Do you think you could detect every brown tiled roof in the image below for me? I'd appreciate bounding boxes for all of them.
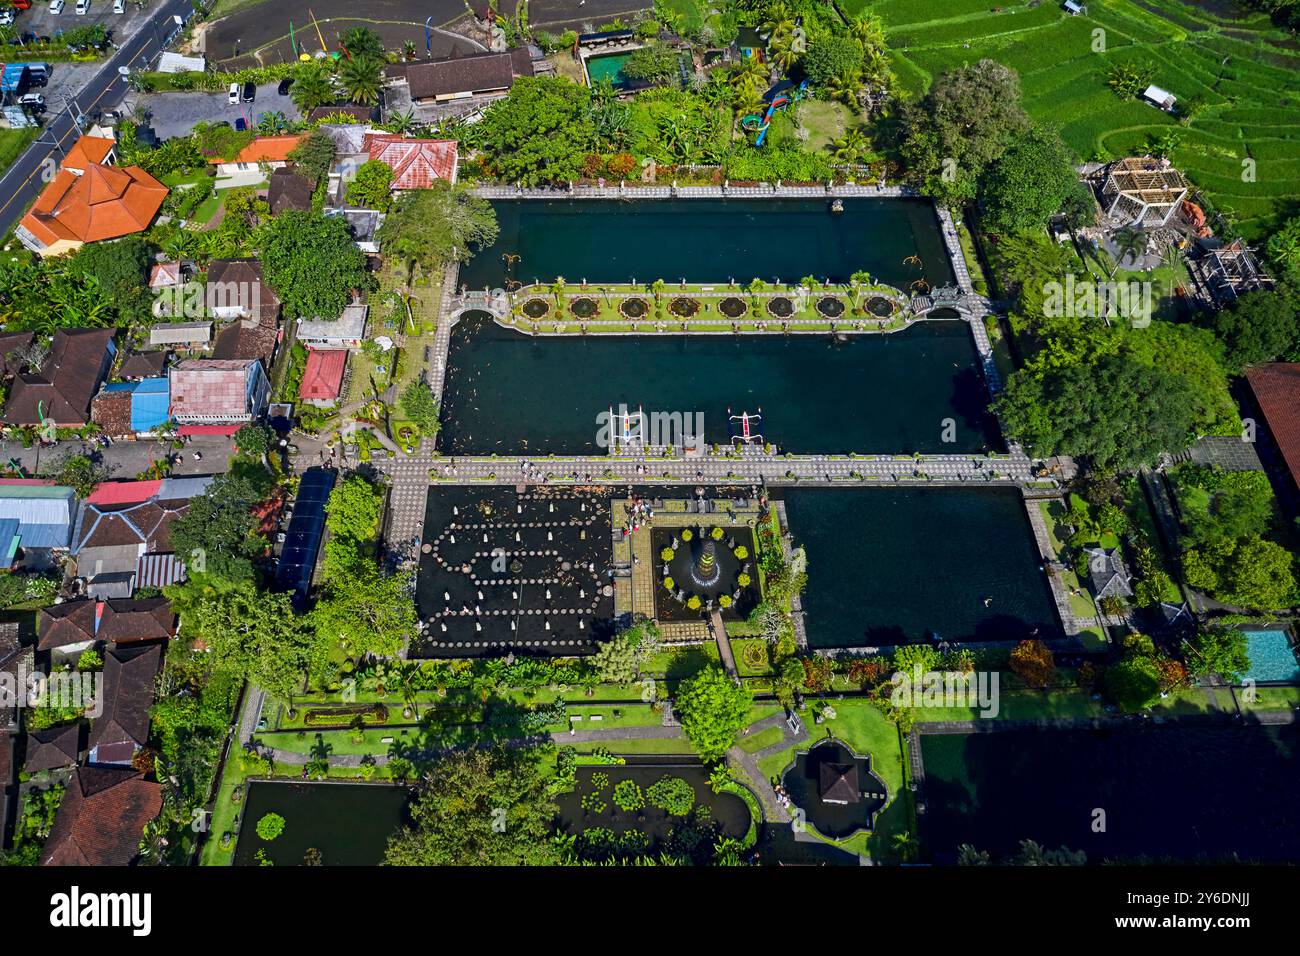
[268,166,314,215]
[97,598,174,646]
[212,321,279,364]
[0,621,26,731]
[390,48,533,100]
[88,643,161,758]
[205,258,281,324]
[90,388,133,437]
[37,599,100,651]
[117,351,168,380]
[0,332,35,376]
[1247,363,1300,488]
[41,766,162,866]
[20,163,168,248]
[3,328,116,426]
[76,498,187,555]
[24,724,81,773]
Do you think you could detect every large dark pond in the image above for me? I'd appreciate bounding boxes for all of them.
[920,724,1300,863]
[438,315,1001,455]
[460,198,955,289]
[782,487,1059,647]
[235,781,412,866]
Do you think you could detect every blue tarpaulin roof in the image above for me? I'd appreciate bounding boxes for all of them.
[1,64,28,93]
[0,518,19,566]
[102,378,170,433]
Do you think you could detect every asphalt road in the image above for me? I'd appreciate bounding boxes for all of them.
[0,0,193,240]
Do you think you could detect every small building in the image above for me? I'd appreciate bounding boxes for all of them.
[61,134,116,175]
[40,766,163,866]
[363,133,458,189]
[90,376,170,438]
[1062,0,1087,14]
[23,724,81,774]
[0,331,36,377]
[1142,84,1177,112]
[116,351,168,381]
[148,320,212,350]
[207,135,304,178]
[2,328,116,427]
[819,760,860,805]
[168,358,270,424]
[0,622,29,735]
[267,165,314,215]
[147,260,193,291]
[299,349,348,406]
[73,479,209,587]
[1099,156,1190,229]
[1187,239,1274,307]
[324,207,384,254]
[206,258,282,367]
[37,597,175,657]
[1084,547,1133,600]
[36,599,100,657]
[1246,363,1300,507]
[297,303,369,350]
[156,51,206,74]
[0,485,77,569]
[88,644,162,767]
[384,48,534,105]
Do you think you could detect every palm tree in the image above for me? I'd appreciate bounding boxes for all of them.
[340,26,384,61]
[1110,228,1147,277]
[768,34,801,73]
[340,55,383,107]
[551,276,567,304]
[383,107,418,135]
[830,128,867,163]
[650,278,666,301]
[402,40,417,62]
[759,3,795,40]
[847,13,885,50]
[732,56,767,101]
[289,62,334,113]
[826,69,862,106]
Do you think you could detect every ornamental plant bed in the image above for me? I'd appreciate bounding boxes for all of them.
[303,703,390,728]
[816,295,845,318]
[669,296,701,318]
[864,295,896,318]
[766,296,795,318]
[620,297,649,319]
[718,296,747,318]
[570,296,599,318]
[522,298,550,319]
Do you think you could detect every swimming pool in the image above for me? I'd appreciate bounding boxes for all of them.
[1243,628,1300,683]
[585,52,634,89]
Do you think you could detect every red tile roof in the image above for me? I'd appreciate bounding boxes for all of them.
[1247,363,1300,488]
[299,349,347,402]
[19,163,168,248]
[41,767,162,866]
[61,135,115,173]
[87,480,163,507]
[169,359,258,420]
[363,134,458,189]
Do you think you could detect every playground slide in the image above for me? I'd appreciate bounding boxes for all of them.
[740,81,808,147]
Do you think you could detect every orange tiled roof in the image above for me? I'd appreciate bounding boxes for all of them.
[62,135,115,172]
[19,163,168,248]
[208,135,305,165]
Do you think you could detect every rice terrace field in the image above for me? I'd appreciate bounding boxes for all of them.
[873,0,1300,239]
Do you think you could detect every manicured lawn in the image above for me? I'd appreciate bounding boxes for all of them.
[737,725,785,753]
[1238,685,1300,713]
[793,99,859,153]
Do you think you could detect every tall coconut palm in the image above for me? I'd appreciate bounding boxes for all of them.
[768,33,801,74]
[340,26,384,61]
[826,69,862,106]
[830,128,867,163]
[759,2,795,39]
[340,55,383,107]
[847,13,885,50]
[289,61,334,113]
[732,56,767,100]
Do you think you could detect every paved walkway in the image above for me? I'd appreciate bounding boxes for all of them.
[709,610,738,679]
[474,183,916,200]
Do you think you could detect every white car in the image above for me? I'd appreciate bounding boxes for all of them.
[114,0,125,10]
[228,82,240,105]
[49,0,65,13]
[75,0,90,12]
[0,10,14,26]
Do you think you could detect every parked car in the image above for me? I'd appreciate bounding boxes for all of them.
[48,0,65,13]
[0,10,15,26]
[228,81,240,105]
[113,0,125,10]
[234,117,247,132]
[19,93,46,113]
[241,81,255,103]
[75,0,89,13]
[277,77,292,96]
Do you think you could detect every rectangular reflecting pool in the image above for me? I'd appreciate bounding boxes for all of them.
[460,198,956,289]
[782,487,1058,647]
[920,724,1300,863]
[235,781,412,866]
[438,315,1001,455]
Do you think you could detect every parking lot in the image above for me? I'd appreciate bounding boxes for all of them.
[18,0,147,46]
[125,82,301,140]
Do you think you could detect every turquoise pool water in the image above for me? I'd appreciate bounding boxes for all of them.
[1243,629,1300,683]
[586,52,633,89]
